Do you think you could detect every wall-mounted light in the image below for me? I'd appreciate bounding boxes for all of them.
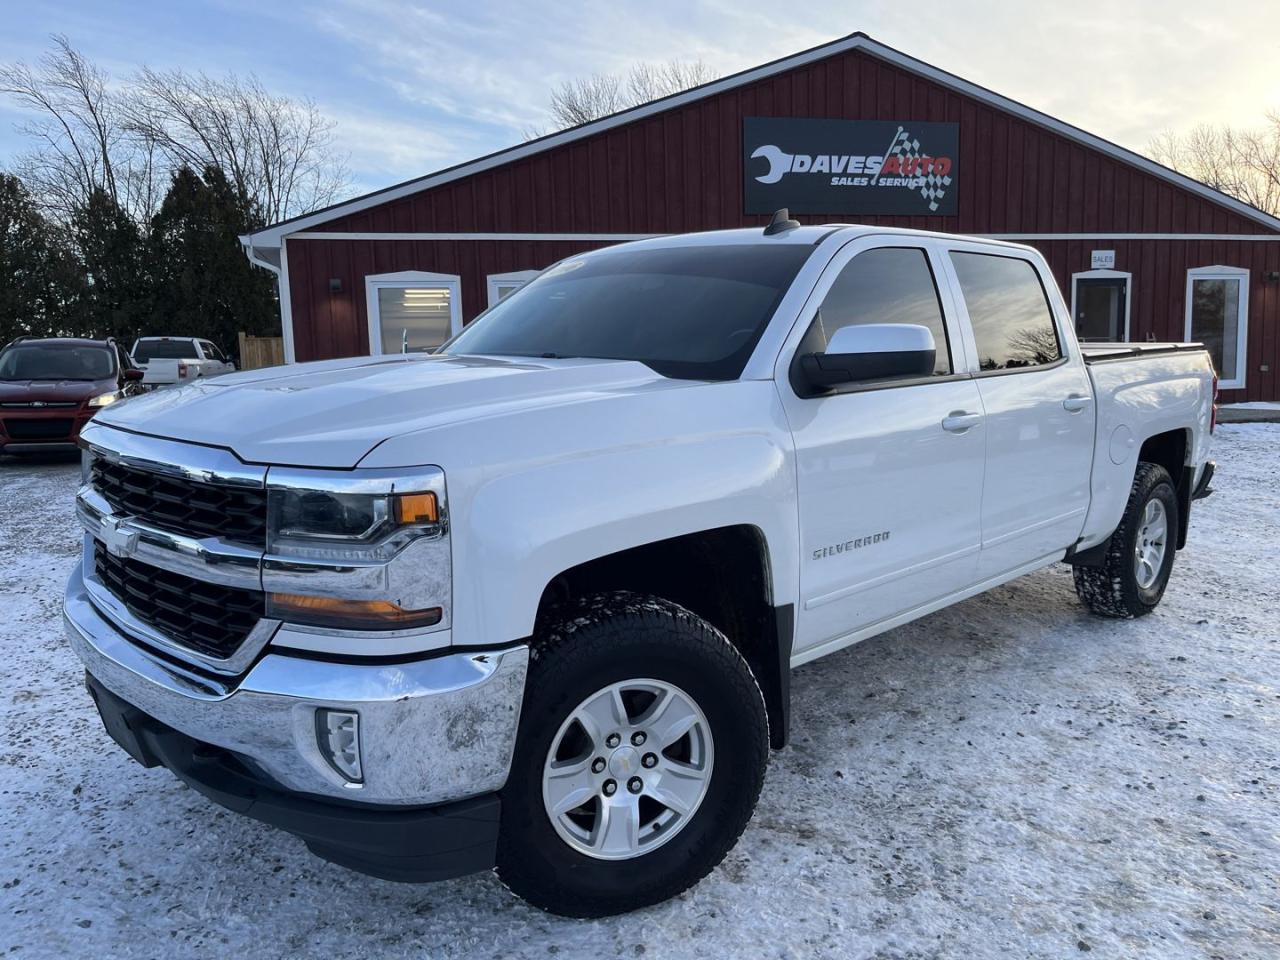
[1264,271,1280,284]
[329,278,343,293]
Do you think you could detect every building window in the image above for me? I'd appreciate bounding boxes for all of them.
[486,270,540,307]
[1070,270,1131,343]
[1185,266,1249,389]
[364,271,462,355]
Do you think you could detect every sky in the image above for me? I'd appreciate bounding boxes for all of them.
[2,0,1279,200]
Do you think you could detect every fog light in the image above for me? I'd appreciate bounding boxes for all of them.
[316,708,363,784]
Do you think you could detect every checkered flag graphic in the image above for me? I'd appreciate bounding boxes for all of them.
[886,126,953,212]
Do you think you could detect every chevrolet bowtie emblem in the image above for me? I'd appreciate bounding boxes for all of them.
[100,518,140,558]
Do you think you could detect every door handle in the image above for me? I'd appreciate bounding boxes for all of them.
[942,411,983,433]
[1063,394,1093,413]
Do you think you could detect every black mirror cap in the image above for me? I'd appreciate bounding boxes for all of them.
[795,347,936,395]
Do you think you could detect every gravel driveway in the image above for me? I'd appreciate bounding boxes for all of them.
[1,424,1277,959]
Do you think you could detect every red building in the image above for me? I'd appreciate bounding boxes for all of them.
[241,32,1280,403]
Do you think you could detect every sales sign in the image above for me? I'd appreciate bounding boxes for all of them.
[743,117,960,216]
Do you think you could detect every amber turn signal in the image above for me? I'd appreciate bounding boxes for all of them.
[268,593,442,630]
[393,491,439,525]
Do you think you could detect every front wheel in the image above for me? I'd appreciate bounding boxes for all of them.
[495,592,769,917]
[1073,462,1180,618]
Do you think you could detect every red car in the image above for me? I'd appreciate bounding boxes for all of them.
[0,338,145,454]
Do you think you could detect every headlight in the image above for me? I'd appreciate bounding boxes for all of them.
[269,487,440,559]
[264,467,449,632]
[87,391,120,407]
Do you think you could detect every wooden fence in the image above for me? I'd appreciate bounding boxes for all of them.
[237,333,285,370]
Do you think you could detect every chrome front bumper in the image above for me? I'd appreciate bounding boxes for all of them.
[65,561,528,806]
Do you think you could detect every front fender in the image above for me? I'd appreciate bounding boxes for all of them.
[367,380,799,649]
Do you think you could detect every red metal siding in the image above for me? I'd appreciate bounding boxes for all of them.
[282,46,1280,400]
[313,49,1269,238]
[1031,238,1276,403]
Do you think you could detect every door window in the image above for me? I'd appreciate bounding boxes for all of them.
[1072,273,1129,342]
[951,252,1062,370]
[1185,267,1248,388]
[365,272,463,355]
[801,247,952,378]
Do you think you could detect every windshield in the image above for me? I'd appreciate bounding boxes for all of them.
[0,343,116,381]
[442,243,815,380]
[133,339,198,361]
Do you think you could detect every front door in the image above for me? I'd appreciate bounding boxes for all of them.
[778,240,986,660]
[1073,275,1129,342]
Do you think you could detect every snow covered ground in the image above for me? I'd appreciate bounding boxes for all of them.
[1,425,1277,959]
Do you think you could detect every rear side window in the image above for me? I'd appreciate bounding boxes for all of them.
[802,247,952,377]
[950,252,1062,371]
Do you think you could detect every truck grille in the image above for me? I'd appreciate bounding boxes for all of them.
[91,457,267,547]
[3,418,75,440]
[93,542,265,661]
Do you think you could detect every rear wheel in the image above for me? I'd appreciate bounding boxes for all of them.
[495,592,768,917]
[1073,462,1180,618]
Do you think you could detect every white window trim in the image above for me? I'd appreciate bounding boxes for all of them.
[1070,269,1132,342]
[1184,265,1249,389]
[364,270,463,355]
[486,270,540,308]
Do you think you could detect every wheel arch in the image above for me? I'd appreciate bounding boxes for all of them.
[533,525,794,749]
[1136,428,1193,550]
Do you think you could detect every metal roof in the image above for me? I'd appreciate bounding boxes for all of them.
[241,31,1280,249]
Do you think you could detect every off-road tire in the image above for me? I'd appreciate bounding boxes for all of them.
[495,592,769,917]
[1073,462,1180,618]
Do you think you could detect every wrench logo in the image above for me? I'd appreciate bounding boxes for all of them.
[750,144,793,184]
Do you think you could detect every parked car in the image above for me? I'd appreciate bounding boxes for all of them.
[0,337,144,454]
[65,219,1216,917]
[129,336,235,387]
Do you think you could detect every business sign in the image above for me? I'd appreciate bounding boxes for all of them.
[743,117,959,216]
[1091,249,1116,269]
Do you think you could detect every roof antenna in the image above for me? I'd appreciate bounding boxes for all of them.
[763,207,800,236]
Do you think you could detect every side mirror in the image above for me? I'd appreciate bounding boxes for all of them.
[122,368,144,382]
[798,323,936,391]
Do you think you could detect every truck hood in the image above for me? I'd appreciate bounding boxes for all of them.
[93,353,681,467]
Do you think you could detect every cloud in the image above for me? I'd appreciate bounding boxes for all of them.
[3,0,1278,193]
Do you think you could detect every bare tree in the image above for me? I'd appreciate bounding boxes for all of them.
[0,34,157,223]
[532,59,718,136]
[1149,116,1280,217]
[1,35,349,226]
[127,67,348,224]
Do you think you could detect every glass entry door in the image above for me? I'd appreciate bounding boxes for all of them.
[365,272,463,355]
[1073,275,1128,342]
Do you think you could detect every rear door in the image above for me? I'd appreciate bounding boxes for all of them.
[940,245,1094,578]
[776,237,987,660]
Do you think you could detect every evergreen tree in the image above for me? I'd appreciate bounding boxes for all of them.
[72,187,154,344]
[149,165,278,358]
[0,173,86,342]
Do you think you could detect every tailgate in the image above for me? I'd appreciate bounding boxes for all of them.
[135,359,180,384]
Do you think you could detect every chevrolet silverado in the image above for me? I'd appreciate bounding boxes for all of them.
[64,216,1217,917]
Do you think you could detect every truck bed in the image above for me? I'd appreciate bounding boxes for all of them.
[1080,341,1206,363]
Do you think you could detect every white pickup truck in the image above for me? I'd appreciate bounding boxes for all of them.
[129,336,235,387]
[66,218,1216,918]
